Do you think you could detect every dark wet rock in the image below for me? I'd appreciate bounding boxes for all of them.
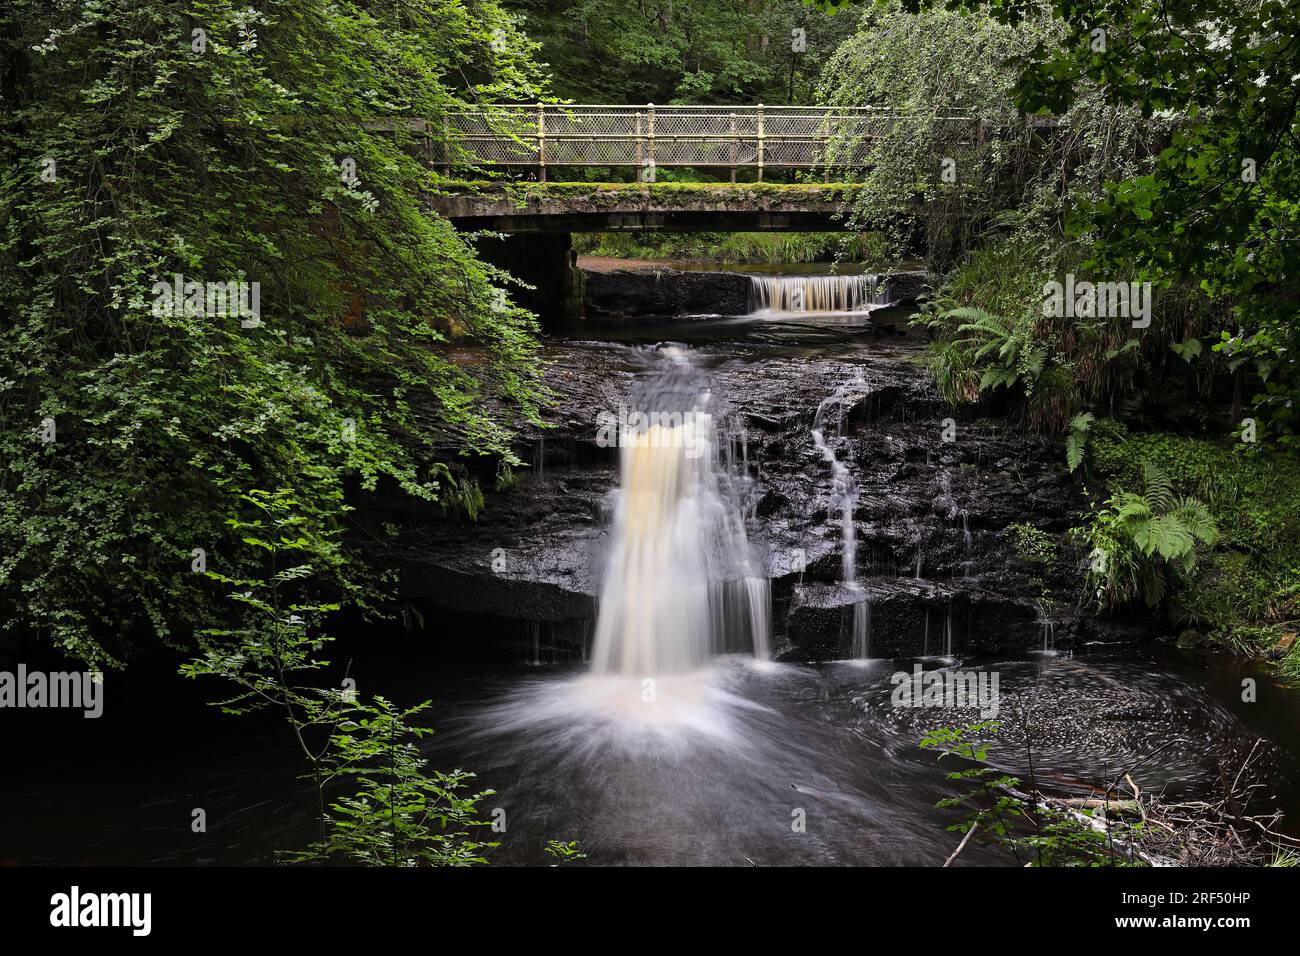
[402,564,596,622]
[375,340,1099,660]
[783,577,1047,661]
[584,268,751,317]
[1077,614,1166,646]
[883,271,928,304]
[1177,628,1211,649]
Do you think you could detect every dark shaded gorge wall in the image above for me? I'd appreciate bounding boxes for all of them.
[369,344,1142,665]
[474,233,584,323]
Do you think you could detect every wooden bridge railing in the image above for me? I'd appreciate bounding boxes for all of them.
[433,104,979,182]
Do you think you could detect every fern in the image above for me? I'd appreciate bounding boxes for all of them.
[943,307,1028,392]
[956,315,1016,364]
[1020,346,1047,380]
[1079,460,1220,609]
[1134,514,1195,561]
[942,305,1002,326]
[1114,493,1152,523]
[1065,412,1094,472]
[1140,461,1176,512]
[978,366,1020,391]
[1171,497,1220,547]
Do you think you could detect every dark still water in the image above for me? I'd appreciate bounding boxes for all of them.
[3,642,1299,866]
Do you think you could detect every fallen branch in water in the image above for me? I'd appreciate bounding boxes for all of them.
[925,724,1296,867]
[943,820,979,867]
[1024,739,1300,866]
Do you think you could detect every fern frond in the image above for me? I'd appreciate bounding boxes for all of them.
[1141,461,1175,512]
[1133,514,1195,560]
[1142,562,1167,606]
[1069,412,1095,433]
[978,366,1019,391]
[1114,493,1152,523]
[942,306,1000,326]
[1020,345,1046,380]
[1171,497,1220,547]
[1066,433,1086,472]
[1065,412,1094,472]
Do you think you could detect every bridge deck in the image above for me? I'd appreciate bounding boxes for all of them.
[430,182,859,233]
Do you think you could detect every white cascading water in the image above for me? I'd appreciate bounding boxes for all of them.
[811,372,872,658]
[960,508,975,579]
[749,274,887,314]
[590,350,771,676]
[1035,600,1057,653]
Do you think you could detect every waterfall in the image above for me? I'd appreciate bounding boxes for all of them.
[526,621,541,666]
[851,594,872,659]
[959,509,975,579]
[590,351,770,676]
[811,372,873,659]
[1035,601,1057,652]
[748,274,886,314]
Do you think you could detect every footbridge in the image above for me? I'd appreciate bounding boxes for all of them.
[421,104,979,320]
[432,103,977,183]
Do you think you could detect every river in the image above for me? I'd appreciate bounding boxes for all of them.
[5,266,1300,866]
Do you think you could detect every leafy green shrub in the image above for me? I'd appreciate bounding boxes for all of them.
[1076,462,1219,609]
[1073,420,1300,641]
[921,722,1144,867]
[183,490,499,866]
[1007,523,1057,568]
[288,697,498,867]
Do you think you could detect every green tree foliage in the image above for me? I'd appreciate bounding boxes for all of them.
[821,2,1288,445]
[182,490,499,866]
[0,0,549,667]
[818,2,1221,432]
[508,0,859,103]
[849,0,1300,442]
[921,722,1140,866]
[816,2,1158,263]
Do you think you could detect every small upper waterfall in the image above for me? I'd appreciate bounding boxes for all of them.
[590,349,770,676]
[749,274,886,313]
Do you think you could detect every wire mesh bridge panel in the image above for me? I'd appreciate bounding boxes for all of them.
[438,104,977,177]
